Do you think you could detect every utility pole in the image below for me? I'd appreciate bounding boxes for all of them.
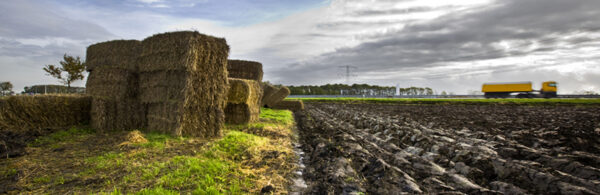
[338,65,357,85]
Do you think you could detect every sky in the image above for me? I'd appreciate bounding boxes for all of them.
[1,0,599,94]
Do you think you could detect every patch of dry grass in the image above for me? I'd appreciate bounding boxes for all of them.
[0,108,297,194]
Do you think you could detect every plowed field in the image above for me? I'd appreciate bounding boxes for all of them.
[295,102,600,194]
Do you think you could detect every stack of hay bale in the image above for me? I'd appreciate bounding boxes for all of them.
[138,32,229,137]
[85,31,230,137]
[86,40,144,132]
[225,60,264,124]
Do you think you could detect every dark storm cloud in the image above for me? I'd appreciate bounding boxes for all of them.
[272,0,600,85]
[0,0,113,39]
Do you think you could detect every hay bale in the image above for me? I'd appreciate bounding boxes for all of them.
[225,78,262,124]
[225,103,259,124]
[271,100,304,112]
[90,97,145,132]
[86,40,144,132]
[0,95,91,132]
[86,40,141,71]
[138,31,230,137]
[261,83,279,107]
[264,86,291,108]
[138,70,186,103]
[86,68,138,99]
[227,78,262,105]
[145,102,179,135]
[227,60,263,81]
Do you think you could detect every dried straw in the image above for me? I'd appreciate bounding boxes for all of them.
[261,83,279,107]
[139,31,230,137]
[225,78,262,124]
[227,60,263,81]
[264,86,290,108]
[0,95,91,132]
[86,40,141,71]
[271,100,304,112]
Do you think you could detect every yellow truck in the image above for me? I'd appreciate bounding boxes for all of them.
[482,81,557,98]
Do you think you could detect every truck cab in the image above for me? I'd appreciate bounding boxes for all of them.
[541,81,557,98]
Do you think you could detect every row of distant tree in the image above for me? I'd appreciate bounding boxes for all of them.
[287,84,439,96]
[23,85,86,94]
[1,82,86,96]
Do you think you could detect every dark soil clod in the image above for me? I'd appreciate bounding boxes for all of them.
[295,102,600,194]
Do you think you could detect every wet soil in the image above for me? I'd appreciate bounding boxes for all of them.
[0,129,54,158]
[295,102,600,194]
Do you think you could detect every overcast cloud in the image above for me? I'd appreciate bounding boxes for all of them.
[1,0,599,94]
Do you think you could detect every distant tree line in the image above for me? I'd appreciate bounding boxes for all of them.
[397,87,434,95]
[288,84,394,96]
[23,85,85,94]
[287,84,435,96]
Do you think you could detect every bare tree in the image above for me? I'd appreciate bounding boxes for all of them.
[43,54,85,92]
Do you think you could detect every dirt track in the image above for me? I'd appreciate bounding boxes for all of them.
[295,103,600,194]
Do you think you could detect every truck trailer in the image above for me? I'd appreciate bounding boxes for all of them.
[482,81,557,98]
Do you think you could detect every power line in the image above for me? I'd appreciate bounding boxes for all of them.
[338,65,357,85]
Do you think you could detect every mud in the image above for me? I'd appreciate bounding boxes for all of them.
[295,103,600,194]
[0,129,54,158]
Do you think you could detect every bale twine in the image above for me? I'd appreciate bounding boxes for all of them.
[225,78,262,124]
[271,100,304,112]
[86,40,141,72]
[261,83,279,107]
[227,60,263,82]
[138,31,230,137]
[0,95,91,132]
[264,86,291,108]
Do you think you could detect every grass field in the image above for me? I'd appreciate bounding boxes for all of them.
[288,97,600,105]
[0,108,297,194]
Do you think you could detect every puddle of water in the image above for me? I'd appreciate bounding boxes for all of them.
[289,142,308,194]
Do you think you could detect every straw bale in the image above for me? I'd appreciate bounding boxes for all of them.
[227,78,262,105]
[139,31,230,137]
[146,102,180,135]
[86,40,141,71]
[271,100,304,112]
[225,103,259,124]
[139,70,186,103]
[90,97,144,132]
[261,83,279,107]
[0,95,91,132]
[227,60,263,81]
[224,78,262,124]
[86,67,138,99]
[264,86,291,108]
[138,31,229,72]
